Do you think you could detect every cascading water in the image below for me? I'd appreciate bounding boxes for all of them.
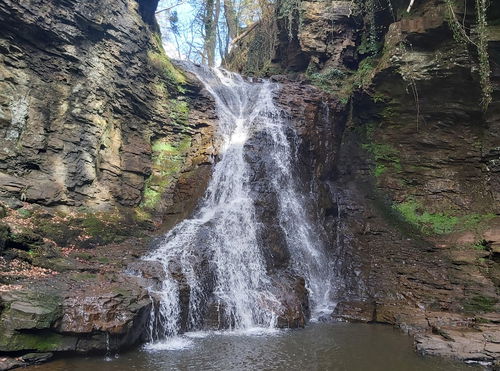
[144,64,335,346]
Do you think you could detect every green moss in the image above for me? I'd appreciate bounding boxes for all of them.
[393,200,496,236]
[148,33,186,91]
[394,200,459,235]
[168,99,190,126]
[77,212,144,245]
[362,142,401,177]
[463,295,497,313]
[141,136,192,210]
[0,331,65,352]
[142,187,161,210]
[73,252,93,260]
[461,213,496,231]
[71,272,97,281]
[34,218,80,246]
[374,164,387,177]
[17,208,32,219]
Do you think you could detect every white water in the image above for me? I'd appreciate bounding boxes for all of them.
[144,65,334,344]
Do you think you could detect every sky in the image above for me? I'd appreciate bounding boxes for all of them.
[156,0,228,65]
[155,1,199,61]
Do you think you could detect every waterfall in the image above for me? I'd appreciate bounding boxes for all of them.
[144,65,334,345]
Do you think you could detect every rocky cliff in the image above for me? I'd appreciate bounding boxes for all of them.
[0,0,218,366]
[227,0,500,365]
[0,0,499,368]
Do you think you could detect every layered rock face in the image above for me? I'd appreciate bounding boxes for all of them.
[0,0,216,214]
[0,0,499,368]
[228,0,500,365]
[0,0,218,363]
[0,0,337,361]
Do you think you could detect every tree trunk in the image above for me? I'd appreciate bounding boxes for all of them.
[203,0,220,66]
[223,0,238,39]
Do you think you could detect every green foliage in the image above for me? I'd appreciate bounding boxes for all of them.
[307,67,346,90]
[445,0,492,110]
[353,57,377,89]
[463,295,497,313]
[362,132,401,177]
[278,0,302,39]
[394,200,459,234]
[472,240,488,251]
[393,200,495,235]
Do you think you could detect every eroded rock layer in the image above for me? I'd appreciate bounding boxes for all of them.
[227,0,500,365]
[0,0,218,362]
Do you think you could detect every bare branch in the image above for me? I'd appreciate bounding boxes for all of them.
[156,0,188,15]
[407,0,415,12]
[229,21,260,46]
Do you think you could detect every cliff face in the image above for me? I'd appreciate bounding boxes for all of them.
[0,0,218,362]
[0,0,217,215]
[0,0,499,367]
[228,0,500,364]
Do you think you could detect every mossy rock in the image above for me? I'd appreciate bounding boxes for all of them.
[0,204,6,219]
[33,217,80,247]
[0,330,73,352]
[0,290,62,332]
[393,199,496,236]
[0,223,11,251]
[6,230,44,251]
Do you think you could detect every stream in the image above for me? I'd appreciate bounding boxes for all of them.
[29,323,479,371]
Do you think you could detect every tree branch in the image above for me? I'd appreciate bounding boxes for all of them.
[407,0,415,12]
[156,0,188,15]
[229,21,260,46]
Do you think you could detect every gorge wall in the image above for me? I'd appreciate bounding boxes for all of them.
[0,0,499,369]
[0,0,220,365]
[227,0,500,365]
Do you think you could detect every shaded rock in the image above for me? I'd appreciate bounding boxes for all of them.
[0,357,24,371]
[20,352,53,364]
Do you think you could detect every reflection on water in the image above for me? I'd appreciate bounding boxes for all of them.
[29,323,479,371]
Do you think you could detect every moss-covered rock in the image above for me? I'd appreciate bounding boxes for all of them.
[141,135,192,211]
[0,223,10,251]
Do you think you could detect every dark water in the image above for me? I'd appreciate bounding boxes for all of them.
[30,323,479,371]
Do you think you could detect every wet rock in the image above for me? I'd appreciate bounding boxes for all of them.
[272,274,309,328]
[0,357,24,371]
[20,352,53,364]
[332,301,376,323]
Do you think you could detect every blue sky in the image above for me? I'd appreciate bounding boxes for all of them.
[156,1,200,61]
